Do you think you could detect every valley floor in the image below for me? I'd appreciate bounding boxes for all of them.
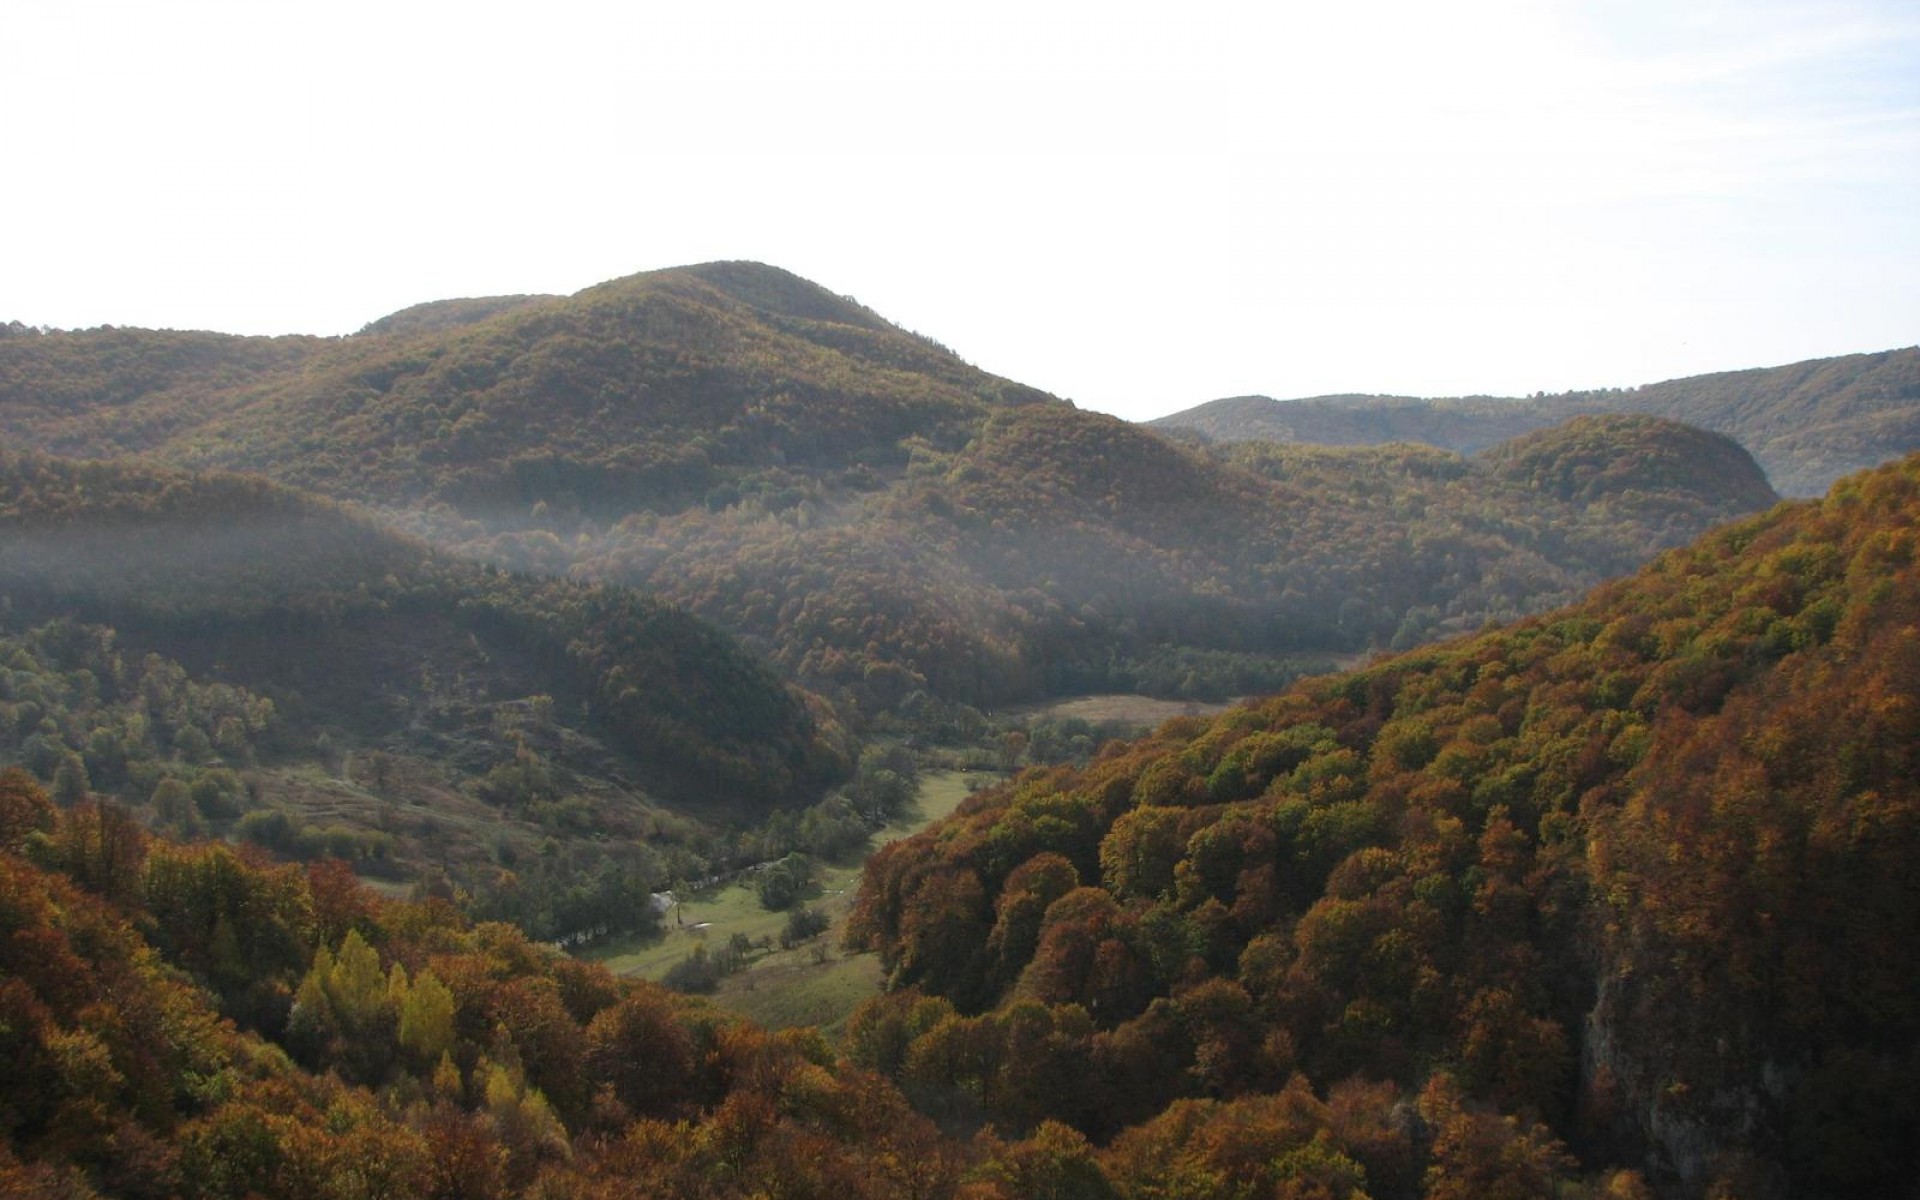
[584,768,993,1036]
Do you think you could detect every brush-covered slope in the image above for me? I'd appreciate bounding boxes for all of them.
[1,266,1778,713]
[0,451,848,859]
[0,261,1041,513]
[523,407,1777,713]
[0,323,327,460]
[845,452,1920,1196]
[1154,345,1920,496]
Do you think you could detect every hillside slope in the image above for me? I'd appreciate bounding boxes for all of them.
[0,450,849,907]
[0,265,1781,713]
[1153,345,1920,496]
[847,451,1920,1195]
[0,796,987,1198]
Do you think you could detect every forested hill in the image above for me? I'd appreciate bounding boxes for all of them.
[1477,412,1780,519]
[0,450,848,821]
[845,451,1920,1196]
[0,260,1041,513]
[1152,345,1920,496]
[2,264,1777,712]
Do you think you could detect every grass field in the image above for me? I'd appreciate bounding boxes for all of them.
[1002,693,1242,728]
[585,768,992,1037]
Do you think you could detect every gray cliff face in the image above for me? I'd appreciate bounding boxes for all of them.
[1582,972,1794,1195]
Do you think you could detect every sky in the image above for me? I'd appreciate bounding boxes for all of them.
[4,0,1916,421]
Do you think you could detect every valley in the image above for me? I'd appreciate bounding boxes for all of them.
[590,767,989,1035]
[1,263,1917,1197]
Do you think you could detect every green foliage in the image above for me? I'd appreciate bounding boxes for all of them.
[661,940,753,995]
[396,969,456,1065]
[0,618,277,810]
[780,905,831,949]
[755,852,813,911]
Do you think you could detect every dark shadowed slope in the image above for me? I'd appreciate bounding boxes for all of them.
[0,449,848,818]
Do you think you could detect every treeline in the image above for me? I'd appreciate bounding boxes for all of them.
[843,453,1920,1196]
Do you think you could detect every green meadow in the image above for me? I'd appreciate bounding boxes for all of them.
[586,768,991,1037]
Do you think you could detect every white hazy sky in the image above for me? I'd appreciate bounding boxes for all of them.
[5,0,1916,421]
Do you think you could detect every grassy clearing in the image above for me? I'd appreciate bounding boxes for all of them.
[874,767,981,843]
[585,768,994,1033]
[1001,693,1243,728]
[713,945,886,1038]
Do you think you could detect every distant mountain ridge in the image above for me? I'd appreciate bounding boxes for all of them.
[0,262,1782,712]
[1152,346,1920,496]
[355,293,557,337]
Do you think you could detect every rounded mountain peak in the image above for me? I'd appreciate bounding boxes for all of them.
[1481,412,1779,516]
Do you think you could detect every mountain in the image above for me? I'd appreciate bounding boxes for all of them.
[845,451,1920,1196]
[1152,346,1920,496]
[355,294,556,337]
[0,266,1904,1197]
[0,264,1781,716]
[0,449,850,921]
[0,262,1028,511]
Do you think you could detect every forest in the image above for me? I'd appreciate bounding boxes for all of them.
[0,448,862,940]
[843,450,1920,1196]
[3,452,1916,1196]
[3,262,1918,1197]
[1,264,1788,717]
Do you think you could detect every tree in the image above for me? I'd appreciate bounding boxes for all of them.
[1418,1073,1574,1200]
[755,852,812,911]
[398,968,456,1066]
[51,753,91,806]
[49,798,145,904]
[0,768,55,852]
[583,990,696,1124]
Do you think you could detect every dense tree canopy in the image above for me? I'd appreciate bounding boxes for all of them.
[0,264,1784,714]
[846,452,1920,1196]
